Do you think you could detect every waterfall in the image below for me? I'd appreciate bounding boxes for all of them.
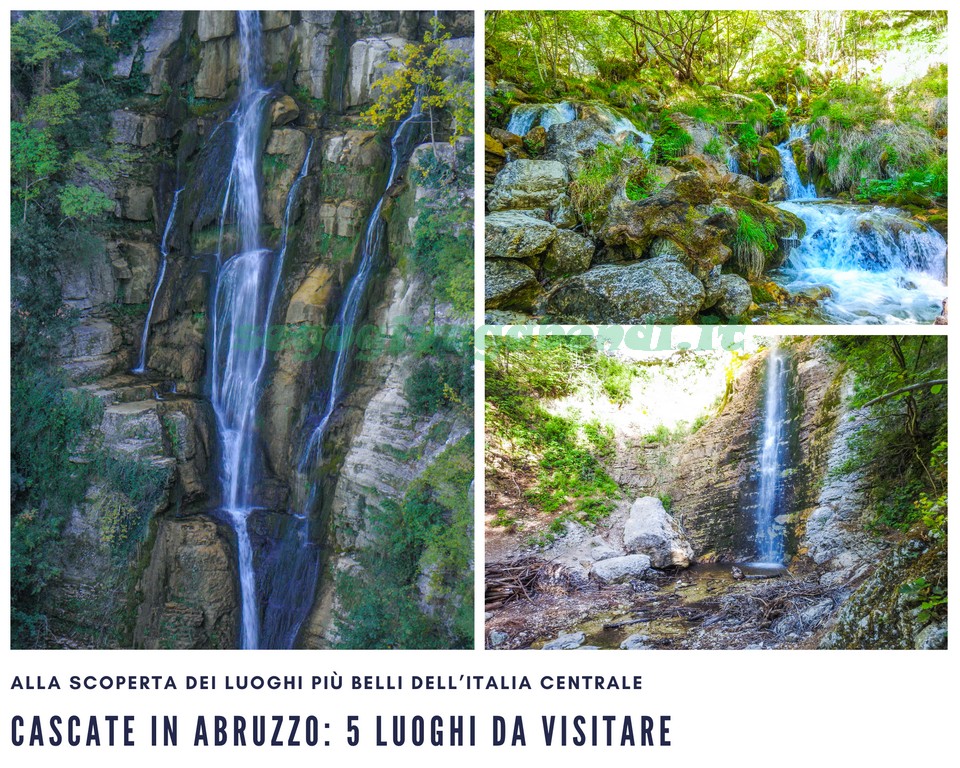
[505,101,576,135]
[208,10,273,650]
[776,124,817,200]
[753,345,789,565]
[776,201,948,323]
[726,143,740,174]
[298,94,424,472]
[133,188,182,374]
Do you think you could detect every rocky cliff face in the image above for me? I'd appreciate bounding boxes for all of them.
[45,10,474,649]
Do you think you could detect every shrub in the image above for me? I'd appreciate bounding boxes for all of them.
[570,141,656,226]
[653,116,693,161]
[733,210,776,280]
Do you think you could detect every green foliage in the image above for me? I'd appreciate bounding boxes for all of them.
[733,210,776,280]
[653,116,693,161]
[335,436,473,648]
[58,183,114,221]
[738,122,760,154]
[810,82,889,129]
[594,353,636,405]
[830,336,947,533]
[570,141,655,226]
[410,162,473,316]
[900,577,947,624]
[486,337,623,540]
[108,11,160,54]
[703,137,724,158]
[770,108,788,129]
[363,17,472,143]
[402,325,472,415]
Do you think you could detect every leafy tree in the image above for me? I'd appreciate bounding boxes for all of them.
[363,17,473,146]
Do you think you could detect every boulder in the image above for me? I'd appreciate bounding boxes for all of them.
[543,230,594,276]
[591,554,652,583]
[716,274,753,318]
[623,496,694,569]
[271,94,300,126]
[486,159,569,212]
[485,210,557,261]
[119,185,153,221]
[111,110,160,147]
[544,116,621,171]
[485,260,541,312]
[547,258,705,324]
[542,632,586,650]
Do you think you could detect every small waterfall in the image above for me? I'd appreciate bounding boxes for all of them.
[776,201,948,323]
[776,124,817,200]
[298,94,424,471]
[505,101,576,135]
[208,10,272,650]
[133,188,182,374]
[726,143,740,174]
[753,345,789,565]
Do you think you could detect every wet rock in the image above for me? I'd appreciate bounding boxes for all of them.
[716,274,753,318]
[592,554,652,583]
[486,159,569,212]
[727,173,769,201]
[543,631,585,650]
[623,496,694,568]
[271,94,300,126]
[485,210,557,260]
[485,260,541,312]
[768,177,788,202]
[546,258,705,324]
[756,146,782,182]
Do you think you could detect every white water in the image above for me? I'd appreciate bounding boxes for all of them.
[133,188,182,374]
[726,143,740,174]
[209,11,273,649]
[299,94,424,470]
[754,345,788,565]
[776,201,948,324]
[506,101,576,135]
[776,124,817,200]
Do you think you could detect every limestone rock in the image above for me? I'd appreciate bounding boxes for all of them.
[197,11,235,41]
[346,36,406,108]
[119,185,153,221]
[57,248,116,311]
[485,260,541,312]
[592,554,652,583]
[620,633,649,650]
[111,110,159,147]
[547,258,705,324]
[486,159,569,212]
[623,496,694,568]
[134,516,238,649]
[542,631,585,650]
[485,210,557,261]
[543,230,594,276]
[262,11,292,31]
[271,94,300,126]
[716,274,753,318]
[195,37,239,99]
[115,241,160,305]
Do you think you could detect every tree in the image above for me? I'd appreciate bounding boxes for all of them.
[363,17,473,147]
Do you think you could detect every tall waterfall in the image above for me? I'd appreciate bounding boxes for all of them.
[753,345,789,564]
[133,188,182,374]
[208,11,273,649]
[776,124,817,200]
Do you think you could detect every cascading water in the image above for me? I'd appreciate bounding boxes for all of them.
[726,143,740,174]
[769,123,947,323]
[506,101,577,135]
[133,188,182,374]
[776,125,817,200]
[208,10,274,649]
[752,345,789,565]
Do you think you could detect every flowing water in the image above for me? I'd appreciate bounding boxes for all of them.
[133,188,182,374]
[208,11,273,649]
[751,345,789,566]
[771,124,947,323]
[775,125,817,200]
[505,101,654,153]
